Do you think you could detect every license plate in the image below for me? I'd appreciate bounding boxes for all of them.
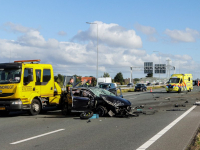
[0,107,5,110]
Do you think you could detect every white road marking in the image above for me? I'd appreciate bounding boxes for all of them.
[136,105,196,150]
[10,129,65,145]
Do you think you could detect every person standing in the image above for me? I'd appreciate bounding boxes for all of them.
[66,78,74,93]
[86,80,92,87]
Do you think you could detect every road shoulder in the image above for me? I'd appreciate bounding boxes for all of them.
[147,105,200,150]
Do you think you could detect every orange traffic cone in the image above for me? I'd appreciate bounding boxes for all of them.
[198,80,199,87]
[150,88,152,92]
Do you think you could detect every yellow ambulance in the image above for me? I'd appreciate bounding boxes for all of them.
[166,74,193,93]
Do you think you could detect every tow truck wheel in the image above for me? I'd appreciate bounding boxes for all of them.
[28,99,41,116]
[96,105,108,117]
[0,110,10,116]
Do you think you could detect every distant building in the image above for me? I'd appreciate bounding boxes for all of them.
[81,77,93,83]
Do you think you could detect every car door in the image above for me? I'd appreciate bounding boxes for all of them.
[71,89,91,112]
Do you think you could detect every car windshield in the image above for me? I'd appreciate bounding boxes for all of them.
[136,84,142,86]
[89,87,115,97]
[99,84,109,88]
[0,68,21,84]
[169,78,180,83]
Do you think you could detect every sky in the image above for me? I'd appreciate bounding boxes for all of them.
[0,0,200,79]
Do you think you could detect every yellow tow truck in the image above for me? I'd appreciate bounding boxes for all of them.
[0,60,62,115]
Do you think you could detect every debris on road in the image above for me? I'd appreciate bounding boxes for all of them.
[174,104,186,107]
[87,119,91,123]
[135,105,144,109]
[166,109,186,111]
[194,101,200,105]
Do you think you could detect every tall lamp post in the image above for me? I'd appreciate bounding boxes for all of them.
[86,22,98,83]
[130,66,133,83]
[153,51,160,82]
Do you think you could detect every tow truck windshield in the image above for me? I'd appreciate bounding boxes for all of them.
[0,68,21,84]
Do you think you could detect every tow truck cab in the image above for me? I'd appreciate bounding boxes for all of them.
[0,60,61,115]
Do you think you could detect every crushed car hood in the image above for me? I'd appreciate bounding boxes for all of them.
[100,95,131,107]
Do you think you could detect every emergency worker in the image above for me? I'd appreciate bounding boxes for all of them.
[86,80,92,87]
[66,78,74,93]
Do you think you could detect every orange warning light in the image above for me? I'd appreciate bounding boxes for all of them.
[14,59,41,63]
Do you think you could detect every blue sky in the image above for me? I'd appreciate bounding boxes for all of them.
[0,0,200,79]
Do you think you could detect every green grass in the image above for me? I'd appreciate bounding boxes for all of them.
[118,86,165,94]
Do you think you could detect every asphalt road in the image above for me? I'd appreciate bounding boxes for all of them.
[1,86,200,150]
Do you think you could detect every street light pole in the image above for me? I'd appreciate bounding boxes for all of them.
[86,22,98,83]
[130,66,133,83]
[153,51,160,82]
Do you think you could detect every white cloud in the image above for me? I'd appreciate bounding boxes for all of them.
[73,21,142,49]
[134,23,157,42]
[134,23,156,35]
[0,22,197,78]
[165,28,200,42]
[4,22,35,33]
[58,31,67,36]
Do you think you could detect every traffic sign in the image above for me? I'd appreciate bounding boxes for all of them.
[155,64,166,74]
[144,62,153,74]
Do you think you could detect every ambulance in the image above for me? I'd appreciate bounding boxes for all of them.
[166,74,193,93]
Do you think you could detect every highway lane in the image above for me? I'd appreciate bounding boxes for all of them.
[0,87,200,150]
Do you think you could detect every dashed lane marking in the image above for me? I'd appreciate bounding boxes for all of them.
[10,129,65,145]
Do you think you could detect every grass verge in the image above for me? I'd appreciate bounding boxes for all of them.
[118,86,166,93]
[187,127,200,150]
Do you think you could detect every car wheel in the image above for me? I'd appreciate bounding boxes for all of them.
[80,111,93,119]
[178,88,181,93]
[0,110,10,116]
[96,105,108,117]
[167,91,169,93]
[28,99,41,115]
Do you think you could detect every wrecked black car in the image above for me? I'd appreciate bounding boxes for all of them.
[61,87,134,118]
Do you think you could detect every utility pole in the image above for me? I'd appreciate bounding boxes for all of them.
[166,59,171,79]
[130,66,133,83]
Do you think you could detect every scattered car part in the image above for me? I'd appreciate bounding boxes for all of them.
[166,109,186,111]
[174,104,186,107]
[194,101,200,105]
[80,111,94,119]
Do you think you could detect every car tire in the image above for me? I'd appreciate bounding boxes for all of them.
[96,105,108,117]
[0,110,10,116]
[178,88,181,93]
[28,99,41,116]
[167,91,169,93]
[80,111,93,119]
